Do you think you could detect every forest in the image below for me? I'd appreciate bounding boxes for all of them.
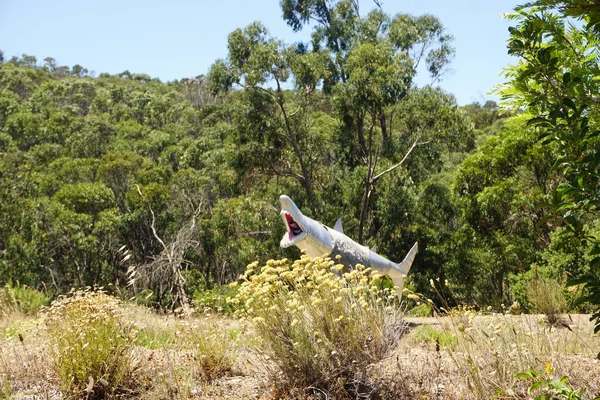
[2,0,599,318]
[1,0,600,398]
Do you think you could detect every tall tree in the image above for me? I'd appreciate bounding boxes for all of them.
[208,22,328,211]
[502,0,600,330]
[282,1,454,154]
[280,1,458,242]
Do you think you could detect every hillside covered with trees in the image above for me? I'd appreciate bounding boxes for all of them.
[0,0,598,323]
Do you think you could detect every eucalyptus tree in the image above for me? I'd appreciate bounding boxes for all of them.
[281,0,454,152]
[208,22,330,212]
[280,1,463,243]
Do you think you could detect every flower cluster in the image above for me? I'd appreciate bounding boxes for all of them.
[230,255,397,324]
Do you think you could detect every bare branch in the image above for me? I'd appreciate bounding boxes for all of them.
[371,136,421,184]
[134,184,202,313]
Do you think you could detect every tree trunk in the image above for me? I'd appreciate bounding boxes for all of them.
[380,112,391,154]
[357,116,366,155]
[357,179,373,245]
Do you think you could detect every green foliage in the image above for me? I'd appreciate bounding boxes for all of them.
[192,287,238,315]
[508,226,598,314]
[570,269,600,333]
[414,325,457,349]
[0,0,475,306]
[0,282,50,314]
[1,0,598,316]
[501,1,600,331]
[407,302,432,317]
[54,182,115,214]
[462,100,504,132]
[517,364,587,400]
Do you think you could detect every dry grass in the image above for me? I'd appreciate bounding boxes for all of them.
[450,312,599,398]
[123,305,241,399]
[382,313,600,399]
[0,290,599,399]
[0,311,58,398]
[1,293,241,399]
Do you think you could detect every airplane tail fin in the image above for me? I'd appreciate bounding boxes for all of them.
[388,242,418,297]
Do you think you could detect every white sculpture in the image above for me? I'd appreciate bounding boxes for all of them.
[279,195,417,295]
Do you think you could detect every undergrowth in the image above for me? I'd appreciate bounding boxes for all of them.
[0,282,50,317]
[43,289,136,399]
[193,287,238,315]
[518,362,588,400]
[404,281,600,398]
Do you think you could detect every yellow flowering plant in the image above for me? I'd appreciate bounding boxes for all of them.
[229,255,406,398]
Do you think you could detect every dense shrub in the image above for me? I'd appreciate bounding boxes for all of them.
[230,255,406,398]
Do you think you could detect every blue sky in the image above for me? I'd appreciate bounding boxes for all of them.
[0,0,522,105]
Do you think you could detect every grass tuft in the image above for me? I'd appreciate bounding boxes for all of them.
[528,278,567,326]
[0,283,50,317]
[43,288,136,398]
[186,316,237,383]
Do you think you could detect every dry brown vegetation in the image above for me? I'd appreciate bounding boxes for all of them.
[387,313,600,399]
[0,306,600,399]
[1,300,599,399]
